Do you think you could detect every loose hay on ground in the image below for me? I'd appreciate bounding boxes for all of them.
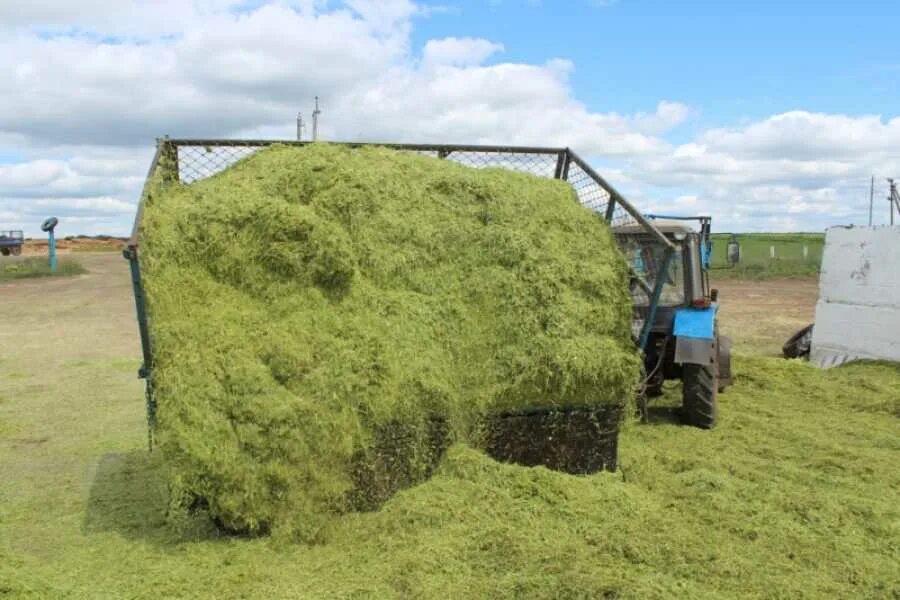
[139,143,639,539]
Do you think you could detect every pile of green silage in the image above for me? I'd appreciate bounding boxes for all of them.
[139,143,638,540]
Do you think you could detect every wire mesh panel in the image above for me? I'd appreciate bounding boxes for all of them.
[168,141,617,222]
[565,159,613,216]
[149,140,668,251]
[444,151,559,179]
[176,144,264,184]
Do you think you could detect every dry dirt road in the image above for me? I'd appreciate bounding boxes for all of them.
[713,277,819,357]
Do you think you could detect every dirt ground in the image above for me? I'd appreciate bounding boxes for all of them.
[0,253,819,359]
[713,277,819,357]
[19,237,126,256]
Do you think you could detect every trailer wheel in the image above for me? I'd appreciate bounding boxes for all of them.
[11,246,21,256]
[682,361,717,429]
[0,248,9,256]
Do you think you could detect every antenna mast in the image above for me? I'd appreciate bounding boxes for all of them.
[312,96,321,141]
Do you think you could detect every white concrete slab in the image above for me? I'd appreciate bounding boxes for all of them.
[810,226,900,368]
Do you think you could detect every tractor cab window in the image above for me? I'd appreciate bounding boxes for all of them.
[619,238,685,307]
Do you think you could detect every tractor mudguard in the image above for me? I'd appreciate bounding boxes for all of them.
[673,305,718,365]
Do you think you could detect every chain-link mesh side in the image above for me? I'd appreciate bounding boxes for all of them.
[176,145,264,184]
[164,143,661,245]
[443,151,558,178]
[563,158,611,214]
[171,144,563,187]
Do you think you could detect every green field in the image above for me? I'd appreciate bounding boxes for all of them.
[1,254,898,598]
[710,233,824,278]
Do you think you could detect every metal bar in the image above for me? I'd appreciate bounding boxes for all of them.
[164,139,568,155]
[568,152,674,249]
[123,245,156,448]
[560,150,571,180]
[128,142,165,247]
[644,214,712,222]
[638,247,676,351]
[553,151,566,179]
[124,246,152,379]
[604,198,617,223]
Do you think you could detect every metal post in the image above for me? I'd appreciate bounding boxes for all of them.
[869,175,874,226]
[296,113,304,141]
[124,245,156,449]
[889,179,899,226]
[638,247,675,351]
[48,229,56,272]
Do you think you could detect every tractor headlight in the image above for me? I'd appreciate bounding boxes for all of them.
[673,231,687,241]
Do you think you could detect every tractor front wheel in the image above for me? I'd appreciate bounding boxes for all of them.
[682,362,717,429]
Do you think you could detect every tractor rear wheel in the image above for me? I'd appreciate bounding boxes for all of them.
[682,361,717,429]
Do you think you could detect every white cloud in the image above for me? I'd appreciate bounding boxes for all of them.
[1,1,897,236]
[422,37,504,67]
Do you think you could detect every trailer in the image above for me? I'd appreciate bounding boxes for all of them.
[125,139,698,472]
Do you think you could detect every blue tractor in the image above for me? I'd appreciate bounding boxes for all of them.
[614,215,732,428]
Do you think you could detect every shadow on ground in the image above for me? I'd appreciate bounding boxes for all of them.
[645,405,684,426]
[83,451,168,540]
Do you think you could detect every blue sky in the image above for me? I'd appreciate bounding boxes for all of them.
[1,0,899,237]
[415,0,900,128]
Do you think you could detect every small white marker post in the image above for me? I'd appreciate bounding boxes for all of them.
[803,245,808,260]
[770,246,775,259]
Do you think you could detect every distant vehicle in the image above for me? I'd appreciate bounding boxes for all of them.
[0,230,24,256]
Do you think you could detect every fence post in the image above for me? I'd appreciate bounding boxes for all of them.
[803,245,808,260]
[770,246,775,259]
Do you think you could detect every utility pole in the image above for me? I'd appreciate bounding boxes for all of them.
[889,178,899,226]
[868,175,874,226]
[312,96,321,142]
[296,113,304,141]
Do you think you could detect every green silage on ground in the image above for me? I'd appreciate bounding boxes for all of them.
[139,144,639,539]
[2,353,898,599]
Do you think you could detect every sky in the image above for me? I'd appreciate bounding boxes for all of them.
[2,0,899,237]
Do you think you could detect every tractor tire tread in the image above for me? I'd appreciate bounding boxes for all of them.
[682,363,717,429]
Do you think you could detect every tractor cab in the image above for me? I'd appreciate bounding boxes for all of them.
[613,215,731,428]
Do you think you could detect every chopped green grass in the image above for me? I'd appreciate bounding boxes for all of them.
[0,257,85,281]
[2,354,897,598]
[139,143,639,539]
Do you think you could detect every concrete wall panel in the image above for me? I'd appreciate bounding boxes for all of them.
[810,226,900,368]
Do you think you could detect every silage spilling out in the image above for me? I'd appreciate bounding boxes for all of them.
[139,144,639,539]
